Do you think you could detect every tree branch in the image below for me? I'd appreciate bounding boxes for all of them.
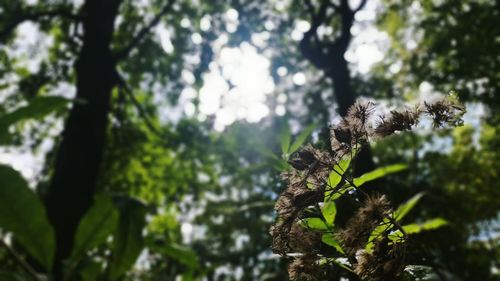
[0,9,81,41]
[299,0,330,69]
[303,0,316,16]
[353,0,368,13]
[114,71,168,142]
[323,0,354,56]
[114,0,175,61]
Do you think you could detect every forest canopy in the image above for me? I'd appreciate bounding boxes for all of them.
[0,0,498,281]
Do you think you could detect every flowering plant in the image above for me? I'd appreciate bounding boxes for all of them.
[270,94,465,280]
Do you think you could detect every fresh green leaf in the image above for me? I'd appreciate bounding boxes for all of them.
[108,196,147,281]
[325,157,351,200]
[162,243,199,268]
[70,194,118,261]
[280,126,291,155]
[321,234,345,254]
[394,192,425,222]
[0,165,55,270]
[324,184,353,201]
[299,218,328,231]
[336,157,351,173]
[403,218,448,234]
[321,201,337,226]
[0,96,71,144]
[332,258,354,273]
[353,164,407,187]
[389,218,448,241]
[365,221,393,253]
[259,147,290,171]
[327,171,342,190]
[387,230,405,242]
[289,124,315,154]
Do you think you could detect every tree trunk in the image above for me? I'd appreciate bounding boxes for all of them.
[327,55,356,117]
[327,47,375,177]
[45,0,121,277]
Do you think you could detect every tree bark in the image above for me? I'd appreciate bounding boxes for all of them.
[300,0,375,176]
[327,54,356,117]
[327,52,375,176]
[45,0,122,278]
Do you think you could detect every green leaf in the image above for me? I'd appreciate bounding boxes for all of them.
[353,164,407,187]
[0,96,71,144]
[272,157,290,172]
[321,201,337,226]
[394,192,425,222]
[259,147,290,171]
[365,222,392,253]
[331,258,354,273]
[299,218,328,231]
[336,156,351,173]
[324,184,353,201]
[327,171,342,190]
[70,194,118,261]
[403,218,448,234]
[162,243,199,268]
[321,234,345,254]
[280,126,291,155]
[289,124,315,154]
[0,165,55,270]
[108,196,147,281]
[389,218,448,241]
[79,260,103,281]
[327,157,351,190]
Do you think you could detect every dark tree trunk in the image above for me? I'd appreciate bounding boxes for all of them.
[299,0,375,176]
[327,52,375,176]
[327,54,356,117]
[45,0,121,277]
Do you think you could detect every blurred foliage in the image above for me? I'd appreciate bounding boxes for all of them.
[0,0,498,281]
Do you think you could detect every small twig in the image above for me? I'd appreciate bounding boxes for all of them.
[0,238,43,281]
[353,0,368,13]
[114,72,169,143]
[115,0,176,60]
[327,159,408,238]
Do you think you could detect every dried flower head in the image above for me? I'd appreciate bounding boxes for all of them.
[288,255,324,281]
[337,195,392,256]
[289,222,321,253]
[271,97,465,281]
[424,96,466,128]
[354,238,404,281]
[374,107,421,137]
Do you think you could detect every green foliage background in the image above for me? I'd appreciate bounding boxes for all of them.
[0,0,498,280]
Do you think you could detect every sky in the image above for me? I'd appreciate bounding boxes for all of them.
[154,1,389,132]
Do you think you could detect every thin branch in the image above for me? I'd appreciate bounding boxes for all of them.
[0,9,81,40]
[114,72,169,143]
[326,159,408,238]
[304,0,316,16]
[353,0,368,13]
[114,0,175,61]
[327,0,340,10]
[299,0,330,69]
[0,238,43,281]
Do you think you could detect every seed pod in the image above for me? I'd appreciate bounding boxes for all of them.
[298,150,316,165]
[288,159,308,170]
